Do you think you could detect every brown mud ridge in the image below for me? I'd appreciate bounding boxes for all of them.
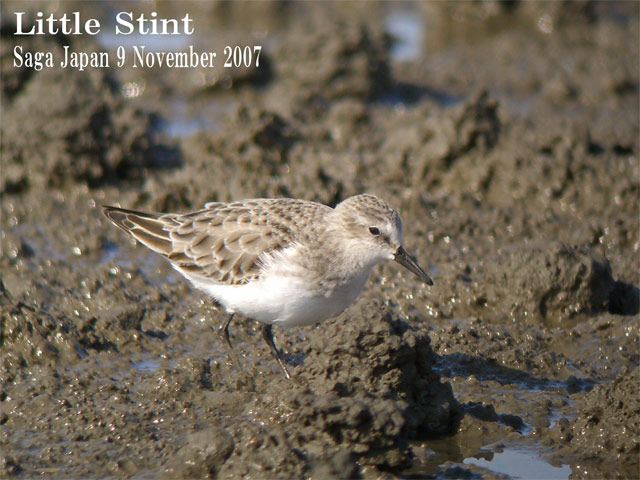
[1,2,639,478]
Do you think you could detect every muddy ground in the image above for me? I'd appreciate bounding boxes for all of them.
[1,1,639,478]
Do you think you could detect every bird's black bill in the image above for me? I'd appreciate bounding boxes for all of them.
[394,246,433,286]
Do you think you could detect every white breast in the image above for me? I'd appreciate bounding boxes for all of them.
[180,246,372,328]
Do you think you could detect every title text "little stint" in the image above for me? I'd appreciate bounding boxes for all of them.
[14,11,194,36]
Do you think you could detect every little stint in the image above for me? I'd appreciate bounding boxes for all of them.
[103,194,433,378]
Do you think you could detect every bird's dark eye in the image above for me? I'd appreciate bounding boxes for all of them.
[369,226,380,236]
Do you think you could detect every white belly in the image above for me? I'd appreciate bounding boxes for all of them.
[185,269,371,328]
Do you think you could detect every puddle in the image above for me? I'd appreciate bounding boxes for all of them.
[386,8,424,62]
[378,87,461,108]
[131,358,161,373]
[464,448,571,479]
[159,96,229,138]
[162,112,216,138]
[8,224,71,264]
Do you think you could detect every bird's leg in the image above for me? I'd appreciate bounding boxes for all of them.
[261,324,291,379]
[218,313,235,349]
[214,312,246,373]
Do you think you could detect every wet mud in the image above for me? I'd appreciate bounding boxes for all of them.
[1,2,638,478]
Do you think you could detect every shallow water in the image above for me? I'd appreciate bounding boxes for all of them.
[464,448,571,479]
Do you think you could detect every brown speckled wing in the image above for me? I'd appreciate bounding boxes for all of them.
[104,199,329,286]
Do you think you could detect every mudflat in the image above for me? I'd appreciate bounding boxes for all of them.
[1,2,638,478]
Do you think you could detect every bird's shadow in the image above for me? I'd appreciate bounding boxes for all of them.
[435,352,595,394]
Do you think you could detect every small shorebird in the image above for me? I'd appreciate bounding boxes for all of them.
[103,194,433,378]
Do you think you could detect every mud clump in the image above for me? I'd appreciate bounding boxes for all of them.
[414,91,501,185]
[477,242,615,323]
[275,20,392,103]
[274,301,460,469]
[0,258,172,383]
[216,422,310,479]
[184,302,460,477]
[214,107,299,170]
[0,299,79,373]
[378,91,501,189]
[0,22,180,193]
[162,427,235,479]
[550,366,640,476]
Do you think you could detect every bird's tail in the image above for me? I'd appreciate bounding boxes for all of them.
[103,206,173,256]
